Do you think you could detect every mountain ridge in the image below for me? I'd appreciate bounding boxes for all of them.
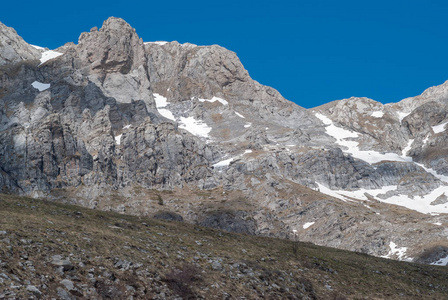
[1,17,448,266]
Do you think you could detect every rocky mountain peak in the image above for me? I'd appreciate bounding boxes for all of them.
[2,17,448,267]
[77,17,145,74]
[0,21,41,66]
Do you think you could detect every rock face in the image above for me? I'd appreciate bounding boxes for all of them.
[0,22,40,66]
[1,17,448,265]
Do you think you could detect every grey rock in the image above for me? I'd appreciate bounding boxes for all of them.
[26,285,41,295]
[57,287,73,300]
[51,255,73,271]
[2,16,448,265]
[0,21,41,66]
[60,279,74,290]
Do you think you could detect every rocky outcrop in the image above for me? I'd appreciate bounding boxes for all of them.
[0,22,40,66]
[1,17,448,265]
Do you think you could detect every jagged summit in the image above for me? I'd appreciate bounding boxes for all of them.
[1,18,448,266]
[0,21,41,65]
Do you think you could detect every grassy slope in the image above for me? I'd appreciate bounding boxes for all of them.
[0,194,447,299]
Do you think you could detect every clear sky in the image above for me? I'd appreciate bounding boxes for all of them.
[2,0,448,108]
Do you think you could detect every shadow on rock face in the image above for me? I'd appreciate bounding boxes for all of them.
[198,210,256,235]
[414,245,448,265]
[153,211,184,222]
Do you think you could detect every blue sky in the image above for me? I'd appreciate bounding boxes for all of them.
[2,0,448,108]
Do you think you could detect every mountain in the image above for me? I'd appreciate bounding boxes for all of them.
[1,17,448,266]
[1,193,448,299]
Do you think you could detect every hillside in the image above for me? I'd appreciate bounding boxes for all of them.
[0,193,447,299]
[1,16,448,266]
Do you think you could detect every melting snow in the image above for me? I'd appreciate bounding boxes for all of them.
[432,121,448,134]
[214,150,253,169]
[315,113,413,164]
[31,81,50,92]
[316,182,396,202]
[198,96,229,105]
[415,163,448,183]
[39,50,63,65]
[144,41,169,46]
[179,117,212,138]
[31,45,45,50]
[371,111,384,118]
[115,134,122,145]
[213,158,235,168]
[401,139,414,156]
[381,242,410,261]
[153,93,175,121]
[397,111,411,122]
[379,186,448,214]
[431,255,448,266]
[303,222,315,229]
[235,112,245,118]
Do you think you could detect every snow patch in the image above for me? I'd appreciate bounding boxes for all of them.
[153,93,175,121]
[397,111,411,122]
[433,222,442,226]
[401,139,414,156]
[123,124,131,129]
[433,121,448,134]
[315,112,413,164]
[213,158,235,168]
[415,163,448,183]
[235,112,245,118]
[144,41,169,46]
[381,242,409,261]
[244,123,252,128]
[198,96,229,105]
[316,182,396,202]
[39,50,63,65]
[431,255,448,266]
[115,134,122,145]
[244,149,253,154]
[371,111,384,118]
[31,81,50,92]
[31,45,45,50]
[179,117,212,138]
[378,185,448,214]
[154,93,169,108]
[303,222,315,229]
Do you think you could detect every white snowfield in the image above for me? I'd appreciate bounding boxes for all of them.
[144,41,169,46]
[431,255,448,266]
[315,113,413,164]
[315,112,448,214]
[371,111,384,118]
[213,157,234,168]
[153,93,175,121]
[197,96,229,106]
[115,134,122,145]
[235,112,245,118]
[153,93,222,139]
[31,81,50,92]
[213,149,253,169]
[38,50,63,66]
[432,121,448,134]
[380,241,412,261]
[179,117,212,138]
[303,222,315,229]
[397,111,411,122]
